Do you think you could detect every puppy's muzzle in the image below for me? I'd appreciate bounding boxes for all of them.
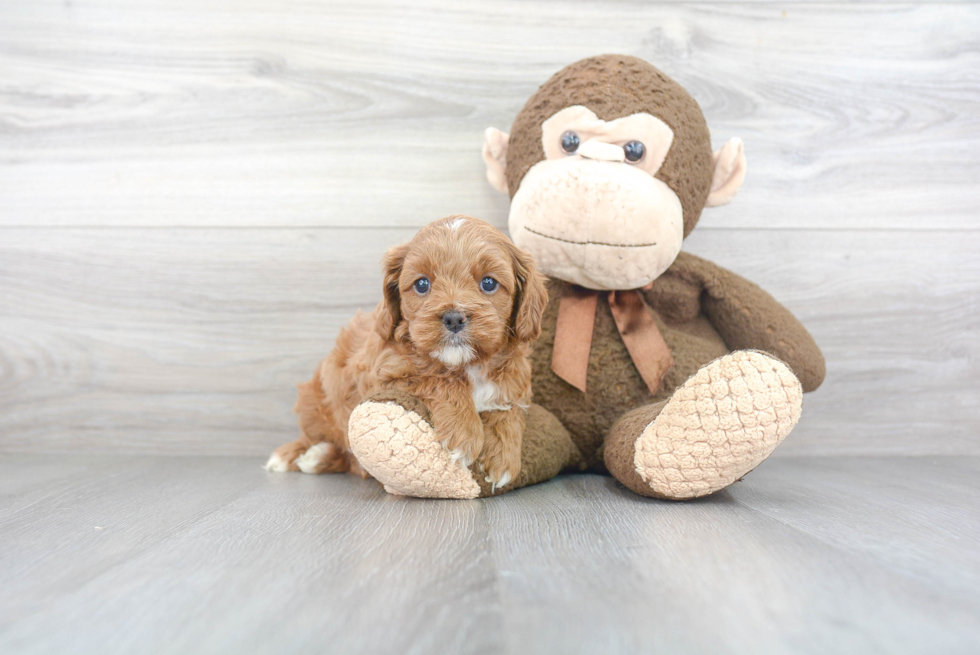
[441,311,467,335]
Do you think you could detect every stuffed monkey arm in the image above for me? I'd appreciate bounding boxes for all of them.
[673,252,826,392]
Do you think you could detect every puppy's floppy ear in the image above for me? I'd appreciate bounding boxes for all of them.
[507,243,548,344]
[377,242,410,341]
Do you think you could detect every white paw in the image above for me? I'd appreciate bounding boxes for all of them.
[296,442,334,474]
[440,439,475,467]
[485,470,512,493]
[264,452,292,472]
[449,449,475,467]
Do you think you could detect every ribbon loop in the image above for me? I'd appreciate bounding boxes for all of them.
[551,285,673,396]
[551,286,598,393]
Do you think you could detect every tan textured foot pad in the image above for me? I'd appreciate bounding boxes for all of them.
[347,401,481,499]
[634,350,803,499]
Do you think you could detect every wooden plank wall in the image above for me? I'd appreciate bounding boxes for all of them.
[1,0,978,456]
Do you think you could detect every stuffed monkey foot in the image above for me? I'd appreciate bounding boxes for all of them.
[347,390,481,499]
[348,390,583,499]
[605,350,803,500]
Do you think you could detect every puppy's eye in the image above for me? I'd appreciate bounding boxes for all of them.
[624,140,645,163]
[480,276,499,293]
[413,277,430,294]
[560,131,580,154]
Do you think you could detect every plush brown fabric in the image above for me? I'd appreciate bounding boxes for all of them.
[607,289,674,395]
[603,402,668,499]
[365,388,432,425]
[505,54,714,237]
[551,287,675,396]
[529,250,824,471]
[470,404,586,498]
[696,258,827,393]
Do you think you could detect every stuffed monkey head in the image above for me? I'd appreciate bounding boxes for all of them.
[483,55,747,291]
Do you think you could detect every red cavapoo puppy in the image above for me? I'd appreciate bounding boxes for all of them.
[266,216,548,489]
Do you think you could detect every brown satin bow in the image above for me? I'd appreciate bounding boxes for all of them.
[551,285,674,395]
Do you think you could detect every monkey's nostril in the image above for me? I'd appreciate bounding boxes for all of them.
[441,311,466,334]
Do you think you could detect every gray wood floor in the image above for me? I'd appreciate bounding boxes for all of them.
[1,455,978,655]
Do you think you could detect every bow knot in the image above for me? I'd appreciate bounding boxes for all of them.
[551,285,673,395]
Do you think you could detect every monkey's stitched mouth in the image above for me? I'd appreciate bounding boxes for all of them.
[523,227,657,248]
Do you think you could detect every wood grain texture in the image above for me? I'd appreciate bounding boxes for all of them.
[1,227,976,456]
[0,0,978,458]
[1,454,978,654]
[0,1,978,230]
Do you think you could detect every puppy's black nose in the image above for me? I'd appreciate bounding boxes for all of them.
[441,311,466,334]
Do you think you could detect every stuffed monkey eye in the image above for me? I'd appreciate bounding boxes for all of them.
[560,131,581,154]
[623,140,646,163]
[480,276,499,293]
[413,277,430,294]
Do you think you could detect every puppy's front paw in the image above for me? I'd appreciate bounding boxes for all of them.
[440,427,484,468]
[479,442,521,493]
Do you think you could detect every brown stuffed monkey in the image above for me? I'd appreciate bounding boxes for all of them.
[347,55,825,500]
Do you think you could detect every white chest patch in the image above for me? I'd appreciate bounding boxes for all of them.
[466,365,510,412]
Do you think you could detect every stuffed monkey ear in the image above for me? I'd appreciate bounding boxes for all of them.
[705,138,747,208]
[482,128,510,194]
[376,243,410,342]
